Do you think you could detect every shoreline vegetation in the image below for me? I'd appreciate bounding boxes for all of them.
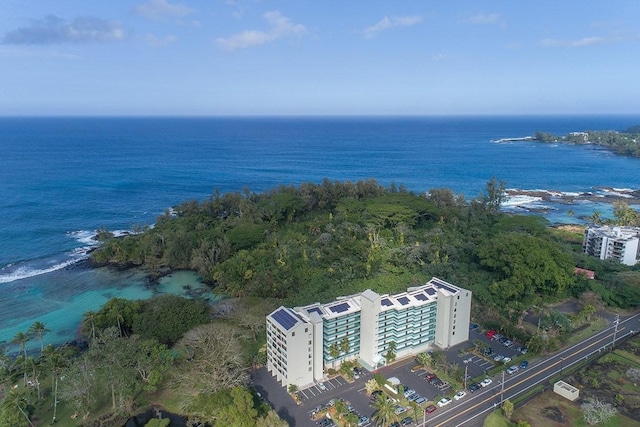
[493,124,640,158]
[2,179,640,426]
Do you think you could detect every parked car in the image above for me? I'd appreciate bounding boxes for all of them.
[317,382,327,391]
[425,372,436,381]
[502,356,512,363]
[468,383,481,392]
[507,365,519,374]
[404,388,416,398]
[480,378,493,387]
[470,323,479,331]
[358,416,369,426]
[408,393,421,402]
[485,330,497,339]
[317,418,335,427]
[483,347,494,356]
[424,405,437,414]
[414,396,427,404]
[401,416,414,426]
[395,405,408,415]
[520,360,529,369]
[437,397,452,407]
[519,347,528,355]
[493,354,504,362]
[454,390,467,400]
[389,422,400,427]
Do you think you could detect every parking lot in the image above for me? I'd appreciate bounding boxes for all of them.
[252,323,529,426]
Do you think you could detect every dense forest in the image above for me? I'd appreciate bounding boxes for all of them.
[91,178,639,312]
[2,179,639,426]
[534,125,640,157]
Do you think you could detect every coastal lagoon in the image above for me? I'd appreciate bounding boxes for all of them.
[2,116,640,351]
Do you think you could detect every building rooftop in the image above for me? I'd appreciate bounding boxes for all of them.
[295,277,462,319]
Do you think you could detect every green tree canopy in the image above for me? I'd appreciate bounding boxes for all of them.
[132,295,210,345]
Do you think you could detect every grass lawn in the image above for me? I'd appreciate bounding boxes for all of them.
[483,411,511,427]
[565,317,608,347]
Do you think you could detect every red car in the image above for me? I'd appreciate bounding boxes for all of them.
[425,373,436,381]
[424,405,437,414]
[486,330,497,339]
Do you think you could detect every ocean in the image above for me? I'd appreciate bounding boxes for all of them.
[1,115,640,351]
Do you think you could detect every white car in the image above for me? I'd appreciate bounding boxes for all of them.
[480,378,493,387]
[453,391,466,400]
[502,356,512,363]
[507,365,519,374]
[436,397,452,407]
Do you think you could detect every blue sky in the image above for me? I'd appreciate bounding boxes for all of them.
[1,0,639,116]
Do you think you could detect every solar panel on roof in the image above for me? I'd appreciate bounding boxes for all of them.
[424,288,436,296]
[432,278,459,294]
[414,293,428,301]
[308,307,323,315]
[381,298,393,307]
[397,296,410,306]
[329,302,350,313]
[271,308,299,330]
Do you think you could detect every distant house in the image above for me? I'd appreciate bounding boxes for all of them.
[574,267,595,280]
[583,225,640,266]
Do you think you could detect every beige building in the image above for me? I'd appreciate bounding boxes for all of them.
[266,277,472,388]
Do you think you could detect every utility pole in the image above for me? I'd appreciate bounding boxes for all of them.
[464,364,468,391]
[612,314,620,350]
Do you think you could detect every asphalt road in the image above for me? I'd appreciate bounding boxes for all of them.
[422,311,640,427]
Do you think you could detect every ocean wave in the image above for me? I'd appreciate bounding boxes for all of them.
[0,228,141,284]
[0,256,85,284]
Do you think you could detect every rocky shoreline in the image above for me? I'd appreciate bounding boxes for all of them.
[505,187,640,205]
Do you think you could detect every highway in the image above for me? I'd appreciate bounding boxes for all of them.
[418,311,640,427]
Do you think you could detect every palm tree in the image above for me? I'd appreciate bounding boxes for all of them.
[339,337,350,356]
[0,347,10,395]
[82,311,98,341]
[25,356,41,401]
[5,390,35,427]
[28,321,49,354]
[384,341,397,364]
[11,331,30,386]
[329,343,340,368]
[371,394,397,427]
[415,352,432,368]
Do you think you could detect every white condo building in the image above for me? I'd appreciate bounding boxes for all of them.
[266,277,472,389]
[583,225,640,266]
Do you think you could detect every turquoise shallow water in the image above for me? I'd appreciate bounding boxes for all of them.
[1,116,640,352]
[0,268,215,353]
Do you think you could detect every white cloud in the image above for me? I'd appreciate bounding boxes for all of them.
[541,36,606,47]
[364,15,422,39]
[465,12,502,25]
[0,46,79,59]
[432,53,451,62]
[135,0,195,20]
[2,15,128,45]
[216,11,306,51]
[145,34,178,47]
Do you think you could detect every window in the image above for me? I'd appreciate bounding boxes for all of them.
[309,340,312,345]
[452,332,455,336]
[305,328,308,333]
[457,295,460,300]
[292,332,295,337]
[309,367,312,371]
